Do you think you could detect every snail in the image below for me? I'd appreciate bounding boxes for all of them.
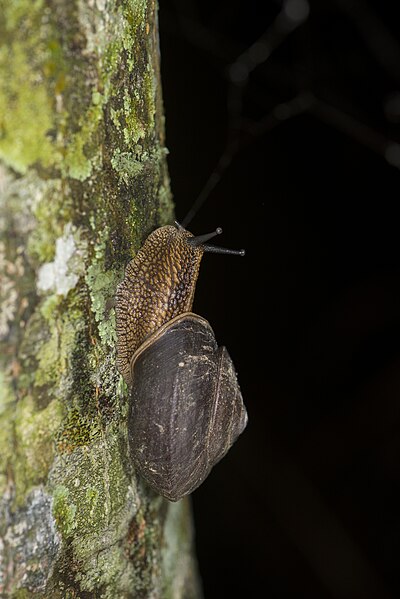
[115,221,248,502]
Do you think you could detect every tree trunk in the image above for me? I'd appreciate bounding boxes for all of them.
[0,1,202,597]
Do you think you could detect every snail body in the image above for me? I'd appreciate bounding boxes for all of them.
[115,223,247,501]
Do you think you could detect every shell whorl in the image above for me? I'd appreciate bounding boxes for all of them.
[115,225,204,384]
[127,312,247,501]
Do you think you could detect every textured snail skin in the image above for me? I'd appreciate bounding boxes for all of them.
[115,224,248,501]
[115,225,203,385]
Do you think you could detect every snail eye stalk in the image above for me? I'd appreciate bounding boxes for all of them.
[187,227,222,247]
[182,224,245,256]
[202,244,245,256]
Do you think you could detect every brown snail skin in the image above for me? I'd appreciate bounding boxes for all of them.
[115,222,247,502]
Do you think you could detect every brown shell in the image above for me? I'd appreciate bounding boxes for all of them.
[127,312,248,501]
[115,225,204,384]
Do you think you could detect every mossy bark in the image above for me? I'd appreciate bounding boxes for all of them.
[0,1,202,597]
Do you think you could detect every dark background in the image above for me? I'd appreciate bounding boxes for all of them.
[159,1,400,598]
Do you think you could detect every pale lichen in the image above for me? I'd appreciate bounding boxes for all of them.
[111,148,145,182]
[84,222,120,354]
[37,224,88,297]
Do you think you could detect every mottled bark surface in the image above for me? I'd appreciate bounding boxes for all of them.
[0,1,201,597]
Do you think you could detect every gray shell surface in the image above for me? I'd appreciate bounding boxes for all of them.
[128,312,248,501]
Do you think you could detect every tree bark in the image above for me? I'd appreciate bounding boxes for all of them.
[0,1,202,597]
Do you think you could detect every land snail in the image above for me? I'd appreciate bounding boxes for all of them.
[115,221,248,502]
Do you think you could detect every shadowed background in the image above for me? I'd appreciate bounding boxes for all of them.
[159,1,400,597]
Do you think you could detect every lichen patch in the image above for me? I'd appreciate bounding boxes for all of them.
[37,224,88,297]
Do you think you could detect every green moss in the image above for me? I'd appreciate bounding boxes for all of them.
[143,66,156,130]
[63,134,93,182]
[122,91,146,146]
[0,368,13,414]
[63,101,104,181]
[34,293,86,390]
[50,424,139,592]
[45,38,67,95]
[53,485,78,538]
[35,328,61,387]
[28,180,72,264]
[76,544,134,594]
[122,0,148,33]
[0,404,14,495]
[13,397,63,503]
[119,0,148,61]
[0,0,104,181]
[85,486,100,519]
[57,407,101,453]
[0,0,58,173]
[11,589,31,599]
[91,91,102,106]
[40,294,63,321]
[158,183,174,224]
[99,1,157,154]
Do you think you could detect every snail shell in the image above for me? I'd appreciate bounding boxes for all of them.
[115,224,248,501]
[128,312,247,502]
